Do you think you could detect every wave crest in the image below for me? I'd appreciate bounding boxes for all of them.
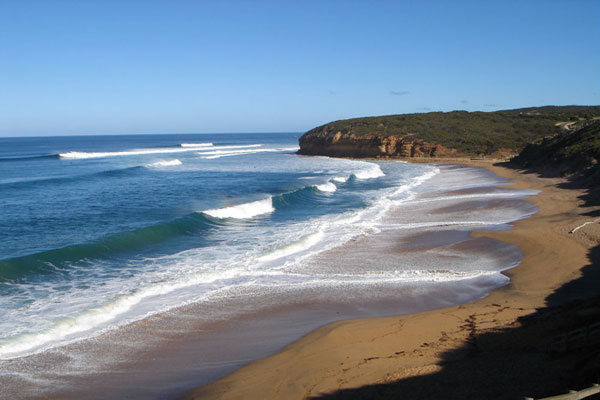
[203,197,274,219]
[315,182,337,193]
[199,146,299,159]
[147,159,182,167]
[180,143,213,147]
[354,164,385,180]
[59,144,264,159]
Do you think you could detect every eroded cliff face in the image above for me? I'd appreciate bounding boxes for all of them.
[298,127,458,158]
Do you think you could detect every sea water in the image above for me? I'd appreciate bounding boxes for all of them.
[0,133,537,398]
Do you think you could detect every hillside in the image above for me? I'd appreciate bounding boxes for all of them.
[298,106,600,158]
[512,120,600,180]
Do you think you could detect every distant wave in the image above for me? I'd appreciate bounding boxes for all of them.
[147,159,182,167]
[200,149,266,159]
[180,143,213,147]
[196,144,262,150]
[199,146,299,159]
[0,166,143,189]
[60,148,189,159]
[332,176,348,183]
[58,144,262,159]
[203,197,274,219]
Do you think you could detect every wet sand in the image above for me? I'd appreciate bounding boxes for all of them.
[185,160,600,400]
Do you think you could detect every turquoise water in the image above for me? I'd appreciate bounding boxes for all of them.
[0,132,436,359]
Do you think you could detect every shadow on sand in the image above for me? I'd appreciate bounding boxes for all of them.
[313,163,600,400]
[499,161,600,217]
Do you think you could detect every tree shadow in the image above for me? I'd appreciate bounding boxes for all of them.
[312,246,600,400]
[497,161,600,217]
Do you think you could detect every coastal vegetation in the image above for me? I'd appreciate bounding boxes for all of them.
[513,120,600,177]
[299,106,600,157]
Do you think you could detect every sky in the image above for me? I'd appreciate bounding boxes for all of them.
[0,0,598,137]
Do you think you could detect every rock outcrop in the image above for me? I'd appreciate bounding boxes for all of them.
[298,126,458,158]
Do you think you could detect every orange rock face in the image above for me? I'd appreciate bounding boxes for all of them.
[298,128,458,158]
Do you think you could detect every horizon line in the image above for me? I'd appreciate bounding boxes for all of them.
[3,104,599,139]
[0,131,305,139]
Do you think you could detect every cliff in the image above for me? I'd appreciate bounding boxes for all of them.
[299,131,458,158]
[298,106,600,158]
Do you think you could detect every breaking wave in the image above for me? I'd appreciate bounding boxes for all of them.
[199,147,299,159]
[147,159,182,167]
[59,144,264,159]
[353,164,385,179]
[203,197,275,219]
[180,143,213,147]
[315,181,337,193]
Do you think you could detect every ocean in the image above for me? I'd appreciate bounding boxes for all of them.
[0,133,538,399]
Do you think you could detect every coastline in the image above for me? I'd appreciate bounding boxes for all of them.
[184,159,600,400]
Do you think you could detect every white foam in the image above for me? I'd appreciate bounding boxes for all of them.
[203,197,274,219]
[258,231,325,262]
[315,182,337,193]
[147,159,182,167]
[391,167,440,198]
[332,176,348,183]
[386,269,503,283]
[200,149,265,159]
[353,164,385,180]
[196,144,263,151]
[59,144,265,159]
[60,148,194,159]
[180,143,213,147]
[0,268,242,360]
[200,147,299,159]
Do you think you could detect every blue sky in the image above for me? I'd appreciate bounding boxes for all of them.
[0,0,598,136]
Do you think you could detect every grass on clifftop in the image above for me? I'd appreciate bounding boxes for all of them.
[306,106,600,156]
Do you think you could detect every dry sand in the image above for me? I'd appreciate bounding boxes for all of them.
[183,160,600,400]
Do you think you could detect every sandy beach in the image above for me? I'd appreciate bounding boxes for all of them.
[184,160,600,400]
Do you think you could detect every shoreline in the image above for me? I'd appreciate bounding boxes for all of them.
[184,159,600,399]
[1,158,535,400]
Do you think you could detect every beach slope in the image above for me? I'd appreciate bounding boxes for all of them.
[184,160,600,400]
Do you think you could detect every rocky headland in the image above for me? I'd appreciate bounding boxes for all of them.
[298,106,600,159]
